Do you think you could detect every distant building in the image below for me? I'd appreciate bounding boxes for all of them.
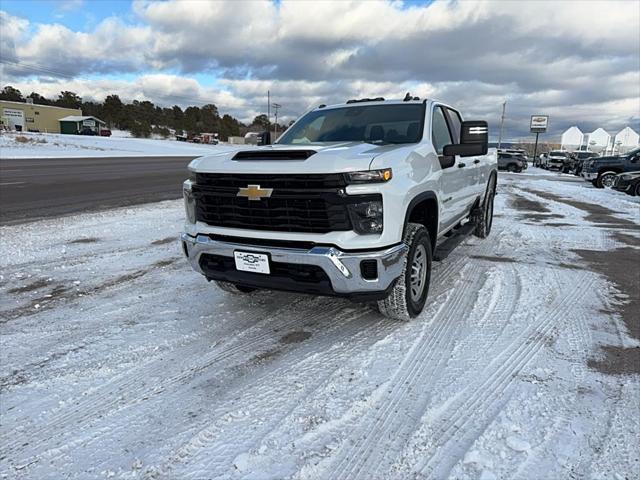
[585,128,610,154]
[560,126,583,151]
[58,115,106,135]
[613,126,639,154]
[0,100,82,133]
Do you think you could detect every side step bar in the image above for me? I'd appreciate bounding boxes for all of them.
[433,221,476,261]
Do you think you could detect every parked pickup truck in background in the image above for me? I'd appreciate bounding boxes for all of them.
[581,147,640,188]
[182,97,497,320]
[546,150,571,172]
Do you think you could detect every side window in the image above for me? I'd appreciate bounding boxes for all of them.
[445,108,462,143]
[431,106,453,155]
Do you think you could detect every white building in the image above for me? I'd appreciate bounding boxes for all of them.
[613,126,639,154]
[560,126,584,151]
[585,128,610,154]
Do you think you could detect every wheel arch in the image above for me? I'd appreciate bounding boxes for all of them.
[598,167,622,175]
[404,191,438,253]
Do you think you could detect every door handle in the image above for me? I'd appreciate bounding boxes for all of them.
[473,159,481,164]
[458,163,466,168]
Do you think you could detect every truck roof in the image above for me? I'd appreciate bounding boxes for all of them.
[317,98,428,111]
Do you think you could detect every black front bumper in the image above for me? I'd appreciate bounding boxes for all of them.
[199,253,395,302]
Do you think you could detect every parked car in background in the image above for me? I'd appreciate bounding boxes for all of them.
[79,127,98,136]
[498,148,529,170]
[100,129,112,137]
[536,152,549,168]
[498,152,524,172]
[582,147,640,188]
[571,151,599,176]
[612,171,640,196]
[546,150,571,172]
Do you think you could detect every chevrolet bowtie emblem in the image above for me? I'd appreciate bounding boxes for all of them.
[237,184,273,201]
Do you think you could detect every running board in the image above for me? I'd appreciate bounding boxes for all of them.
[433,222,476,261]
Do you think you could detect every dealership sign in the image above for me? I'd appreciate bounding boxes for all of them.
[83,119,96,127]
[530,115,549,133]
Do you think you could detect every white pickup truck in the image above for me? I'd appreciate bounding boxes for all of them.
[182,97,497,320]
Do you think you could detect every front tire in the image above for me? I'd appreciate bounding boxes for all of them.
[596,171,617,188]
[633,183,640,197]
[377,223,432,321]
[215,281,257,294]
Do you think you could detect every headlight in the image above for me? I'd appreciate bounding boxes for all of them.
[345,168,392,184]
[183,180,196,224]
[347,199,383,234]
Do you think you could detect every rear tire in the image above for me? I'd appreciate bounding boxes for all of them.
[474,174,496,239]
[596,171,617,188]
[634,183,640,197]
[215,281,257,294]
[377,223,432,321]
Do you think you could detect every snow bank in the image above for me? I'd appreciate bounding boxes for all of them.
[0,131,237,159]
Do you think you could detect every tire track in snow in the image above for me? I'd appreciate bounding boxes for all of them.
[147,305,390,479]
[414,271,593,479]
[319,262,487,480]
[142,247,484,478]
[335,264,522,480]
[2,294,342,463]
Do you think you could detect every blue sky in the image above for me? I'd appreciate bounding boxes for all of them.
[1,0,638,136]
[2,0,133,31]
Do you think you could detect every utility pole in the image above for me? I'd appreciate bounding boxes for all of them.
[497,100,506,150]
[272,103,281,140]
[267,90,271,127]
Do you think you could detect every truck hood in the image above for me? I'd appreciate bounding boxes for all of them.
[189,142,406,174]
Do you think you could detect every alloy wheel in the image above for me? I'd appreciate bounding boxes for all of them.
[410,245,428,302]
[601,174,616,188]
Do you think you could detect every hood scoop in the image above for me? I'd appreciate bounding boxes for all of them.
[232,150,317,161]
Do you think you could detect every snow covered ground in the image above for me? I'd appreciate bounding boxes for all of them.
[0,131,237,159]
[1,173,638,479]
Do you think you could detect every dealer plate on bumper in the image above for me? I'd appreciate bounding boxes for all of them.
[234,251,270,274]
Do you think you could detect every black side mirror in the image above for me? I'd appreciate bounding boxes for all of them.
[443,121,488,157]
[259,131,271,145]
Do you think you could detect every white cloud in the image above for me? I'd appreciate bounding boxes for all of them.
[57,0,84,12]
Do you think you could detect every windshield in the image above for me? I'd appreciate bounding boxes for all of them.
[549,151,567,157]
[277,104,424,145]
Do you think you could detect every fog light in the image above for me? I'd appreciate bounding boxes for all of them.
[348,200,383,234]
[360,260,378,280]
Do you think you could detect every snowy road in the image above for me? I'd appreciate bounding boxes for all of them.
[1,171,639,479]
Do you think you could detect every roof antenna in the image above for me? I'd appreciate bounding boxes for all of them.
[403,92,412,102]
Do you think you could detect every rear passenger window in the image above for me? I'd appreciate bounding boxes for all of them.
[445,108,462,143]
[431,106,452,155]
